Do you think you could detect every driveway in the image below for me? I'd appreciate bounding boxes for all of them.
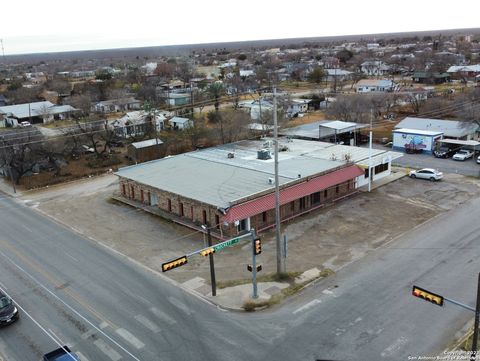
[18,170,480,288]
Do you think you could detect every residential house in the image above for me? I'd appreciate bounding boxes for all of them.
[111,110,168,138]
[286,99,309,118]
[0,101,77,126]
[355,79,398,93]
[169,116,192,130]
[446,64,480,81]
[94,98,141,114]
[324,69,353,82]
[412,71,450,84]
[360,60,391,76]
[238,99,274,120]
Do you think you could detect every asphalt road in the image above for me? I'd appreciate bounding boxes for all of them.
[1,189,480,361]
[0,195,258,361]
[260,195,480,361]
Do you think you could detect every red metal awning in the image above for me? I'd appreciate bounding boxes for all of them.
[222,165,363,223]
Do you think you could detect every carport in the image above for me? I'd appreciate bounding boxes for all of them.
[436,139,480,154]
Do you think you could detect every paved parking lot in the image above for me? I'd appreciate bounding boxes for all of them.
[18,169,480,287]
[374,144,480,177]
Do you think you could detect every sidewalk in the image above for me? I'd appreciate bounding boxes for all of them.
[0,177,21,198]
[358,167,407,192]
[181,268,325,311]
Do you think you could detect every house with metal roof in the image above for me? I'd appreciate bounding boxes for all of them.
[447,64,480,80]
[114,138,399,238]
[412,71,450,84]
[0,101,77,125]
[394,117,479,140]
[355,79,399,93]
[94,98,141,114]
[169,116,192,130]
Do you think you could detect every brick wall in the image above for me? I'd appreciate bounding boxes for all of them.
[118,177,356,238]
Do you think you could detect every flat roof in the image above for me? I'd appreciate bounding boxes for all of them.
[437,139,480,147]
[395,117,478,138]
[280,120,368,139]
[116,137,402,208]
[393,128,444,136]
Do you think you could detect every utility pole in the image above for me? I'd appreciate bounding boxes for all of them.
[472,272,480,361]
[273,88,285,276]
[368,109,373,192]
[202,224,216,297]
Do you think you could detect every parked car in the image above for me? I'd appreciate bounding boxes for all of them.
[453,149,474,161]
[409,168,443,181]
[0,290,19,326]
[19,121,32,128]
[433,146,458,158]
[477,155,480,164]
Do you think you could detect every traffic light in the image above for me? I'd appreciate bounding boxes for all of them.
[200,247,215,257]
[253,238,262,255]
[162,256,188,272]
[412,285,444,307]
[247,264,262,272]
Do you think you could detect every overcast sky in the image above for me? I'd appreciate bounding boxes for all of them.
[2,0,480,55]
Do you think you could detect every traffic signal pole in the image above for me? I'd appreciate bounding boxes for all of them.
[251,229,258,299]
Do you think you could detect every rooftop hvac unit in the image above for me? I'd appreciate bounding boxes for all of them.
[227,152,235,158]
[257,149,271,160]
[268,177,274,185]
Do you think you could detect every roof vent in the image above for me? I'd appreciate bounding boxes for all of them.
[227,152,235,158]
[268,177,274,185]
[298,174,301,178]
[257,149,271,160]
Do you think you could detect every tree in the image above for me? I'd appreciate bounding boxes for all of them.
[67,94,93,116]
[154,62,175,79]
[37,103,53,123]
[207,82,226,143]
[307,67,325,84]
[0,130,46,184]
[337,49,353,64]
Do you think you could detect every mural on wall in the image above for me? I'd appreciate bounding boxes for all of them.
[402,134,426,149]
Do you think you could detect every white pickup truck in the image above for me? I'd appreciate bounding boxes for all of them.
[452,149,474,161]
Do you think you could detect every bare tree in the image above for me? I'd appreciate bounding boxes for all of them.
[0,131,45,184]
[67,94,93,116]
[37,103,53,123]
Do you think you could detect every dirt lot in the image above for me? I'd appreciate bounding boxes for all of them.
[22,172,480,285]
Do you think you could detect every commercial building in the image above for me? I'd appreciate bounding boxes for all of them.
[392,128,444,154]
[115,138,402,238]
[395,117,479,140]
